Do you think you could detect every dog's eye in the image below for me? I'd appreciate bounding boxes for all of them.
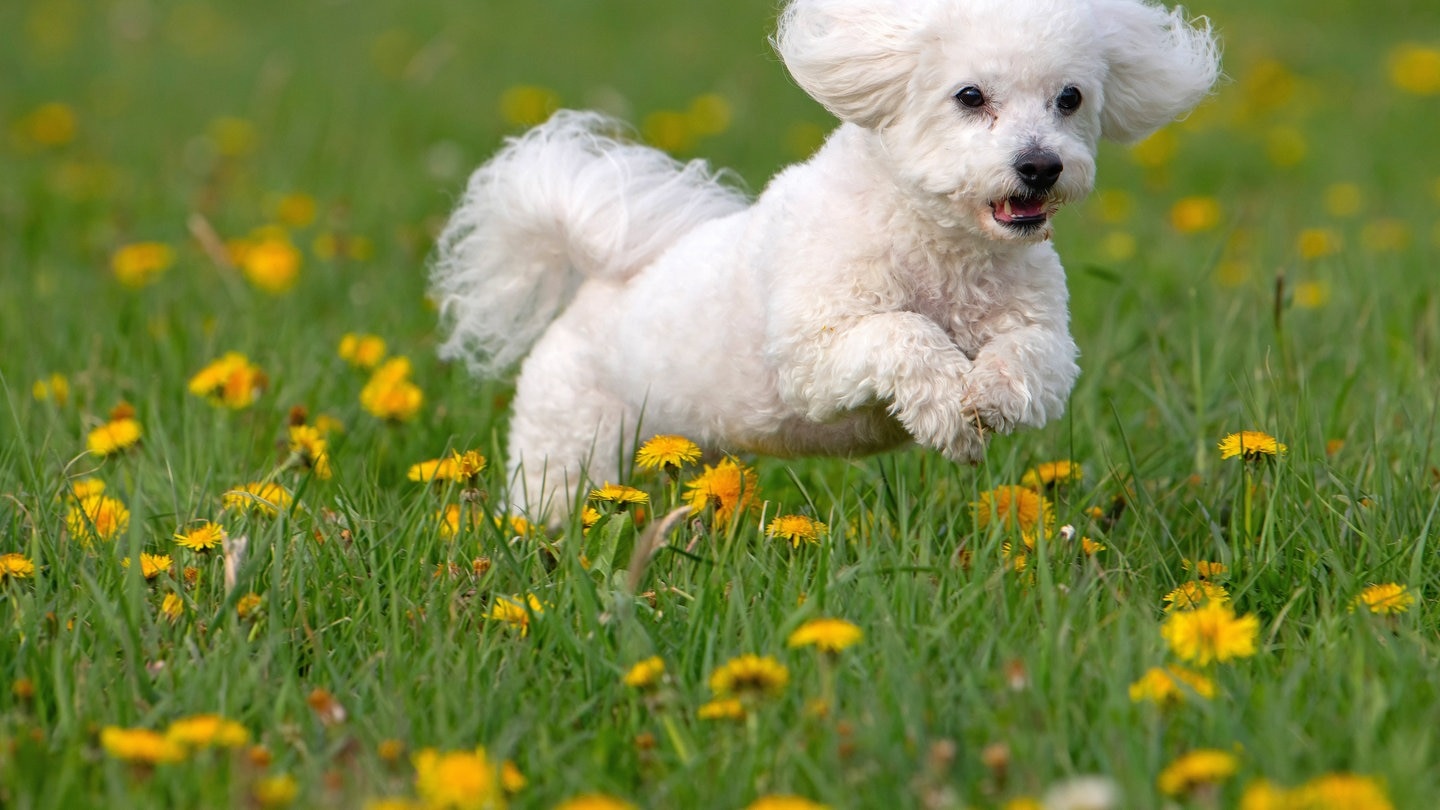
[1056,86,1083,114]
[954,85,986,109]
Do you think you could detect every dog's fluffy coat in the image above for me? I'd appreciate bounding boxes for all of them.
[432,0,1219,520]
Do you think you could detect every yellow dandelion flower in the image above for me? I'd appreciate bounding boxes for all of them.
[32,372,71,406]
[687,93,732,136]
[1297,227,1342,260]
[1324,183,1363,218]
[499,84,560,127]
[1170,196,1222,234]
[436,504,485,539]
[1388,43,1440,95]
[17,102,78,147]
[166,714,250,749]
[1164,580,1230,612]
[413,746,505,810]
[65,477,106,500]
[1239,779,1291,810]
[1237,59,1296,116]
[377,739,406,762]
[111,241,174,288]
[1159,749,1239,796]
[708,654,789,699]
[643,110,695,154]
[580,507,602,531]
[1001,542,1029,573]
[1294,773,1394,810]
[1094,188,1134,223]
[222,483,293,518]
[1161,601,1260,665]
[188,352,269,409]
[488,594,544,636]
[1002,799,1044,810]
[634,434,702,473]
[1218,431,1287,460]
[1100,230,1136,262]
[1362,218,1411,253]
[1354,583,1415,615]
[409,457,456,483]
[500,513,535,537]
[746,796,831,810]
[622,656,665,689]
[1,553,37,581]
[1020,460,1082,490]
[237,593,263,618]
[209,116,256,157]
[86,417,142,457]
[501,760,525,794]
[1132,127,1177,167]
[553,794,638,810]
[312,232,373,261]
[175,521,226,551]
[683,458,759,525]
[767,515,828,548]
[697,697,747,721]
[1184,559,1228,579]
[254,774,300,808]
[1080,537,1106,555]
[100,726,186,764]
[161,592,185,622]
[589,483,650,507]
[787,618,863,653]
[971,485,1053,542]
[122,553,173,580]
[361,357,424,422]
[1215,259,1251,287]
[273,192,318,228]
[242,234,301,294]
[338,333,388,370]
[1266,126,1307,167]
[1128,666,1216,705]
[450,450,486,480]
[407,449,486,485]
[66,494,129,544]
[287,425,332,479]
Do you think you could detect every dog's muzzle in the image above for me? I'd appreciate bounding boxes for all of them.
[990,149,1064,231]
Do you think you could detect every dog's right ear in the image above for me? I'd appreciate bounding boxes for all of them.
[774,0,923,129]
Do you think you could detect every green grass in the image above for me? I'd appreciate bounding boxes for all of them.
[2,0,1440,807]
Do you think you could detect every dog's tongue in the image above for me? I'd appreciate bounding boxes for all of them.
[995,196,1047,223]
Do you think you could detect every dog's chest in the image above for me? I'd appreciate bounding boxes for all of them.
[900,250,1011,358]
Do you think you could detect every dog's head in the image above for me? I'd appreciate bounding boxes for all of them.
[776,0,1220,241]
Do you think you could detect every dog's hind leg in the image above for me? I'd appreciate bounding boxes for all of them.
[503,324,634,526]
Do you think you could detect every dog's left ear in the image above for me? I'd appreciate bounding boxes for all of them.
[1095,0,1220,143]
[774,0,925,129]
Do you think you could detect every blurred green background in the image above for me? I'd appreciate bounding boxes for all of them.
[4,0,1439,399]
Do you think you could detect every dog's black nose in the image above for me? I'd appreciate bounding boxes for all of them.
[1015,149,1063,192]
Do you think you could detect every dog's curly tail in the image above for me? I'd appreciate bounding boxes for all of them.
[430,110,747,378]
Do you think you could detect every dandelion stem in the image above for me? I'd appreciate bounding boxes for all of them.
[660,714,693,765]
[1242,467,1254,543]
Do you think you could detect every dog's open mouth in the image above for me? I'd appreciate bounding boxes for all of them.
[990,195,1052,230]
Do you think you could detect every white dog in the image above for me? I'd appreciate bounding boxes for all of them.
[431,0,1218,521]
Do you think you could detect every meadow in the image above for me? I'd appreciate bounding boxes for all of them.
[2,0,1440,807]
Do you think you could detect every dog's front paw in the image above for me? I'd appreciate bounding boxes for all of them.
[964,359,1038,434]
[938,417,988,465]
[891,392,988,465]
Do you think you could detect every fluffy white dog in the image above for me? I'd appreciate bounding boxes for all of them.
[432,0,1219,521]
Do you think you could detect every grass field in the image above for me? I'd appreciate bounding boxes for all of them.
[3,0,1440,808]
